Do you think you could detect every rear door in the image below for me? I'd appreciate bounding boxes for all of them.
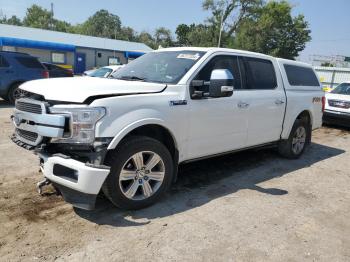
[15,56,45,80]
[238,56,286,147]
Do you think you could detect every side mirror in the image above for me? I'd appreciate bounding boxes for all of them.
[209,69,234,98]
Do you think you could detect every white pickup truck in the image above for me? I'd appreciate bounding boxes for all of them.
[11,47,324,210]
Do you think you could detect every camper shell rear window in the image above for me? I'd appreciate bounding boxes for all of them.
[284,64,319,87]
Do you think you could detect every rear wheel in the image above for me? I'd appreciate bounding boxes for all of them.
[278,119,310,159]
[8,83,28,104]
[102,136,174,210]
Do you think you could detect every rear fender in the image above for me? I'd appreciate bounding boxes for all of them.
[281,109,313,139]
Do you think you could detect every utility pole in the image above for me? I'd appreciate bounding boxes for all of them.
[113,28,117,60]
[50,3,54,29]
[218,10,224,48]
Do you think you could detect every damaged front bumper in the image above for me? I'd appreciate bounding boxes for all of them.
[11,98,113,210]
[39,153,110,210]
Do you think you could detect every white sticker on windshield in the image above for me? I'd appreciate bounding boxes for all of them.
[177,53,200,60]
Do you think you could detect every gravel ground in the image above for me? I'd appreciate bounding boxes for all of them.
[0,99,349,262]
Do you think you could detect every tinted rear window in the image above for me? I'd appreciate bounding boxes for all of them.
[284,64,319,87]
[244,57,277,89]
[0,55,10,67]
[15,57,44,69]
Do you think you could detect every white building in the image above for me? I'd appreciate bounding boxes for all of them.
[0,24,152,74]
[310,54,350,68]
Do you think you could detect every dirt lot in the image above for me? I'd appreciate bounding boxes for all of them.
[0,98,349,262]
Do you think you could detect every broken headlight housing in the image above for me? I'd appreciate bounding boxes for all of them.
[50,106,106,144]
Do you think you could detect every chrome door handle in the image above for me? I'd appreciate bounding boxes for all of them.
[238,102,249,108]
[275,99,285,105]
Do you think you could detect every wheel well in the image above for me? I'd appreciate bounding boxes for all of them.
[7,81,24,95]
[296,110,312,144]
[296,110,311,125]
[122,124,178,161]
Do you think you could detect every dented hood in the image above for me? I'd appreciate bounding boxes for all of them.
[20,77,166,103]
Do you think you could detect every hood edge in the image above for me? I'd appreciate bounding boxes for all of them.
[83,85,168,104]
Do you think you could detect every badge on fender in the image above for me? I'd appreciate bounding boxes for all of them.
[169,100,187,106]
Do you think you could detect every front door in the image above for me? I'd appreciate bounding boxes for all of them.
[75,53,86,74]
[186,55,249,160]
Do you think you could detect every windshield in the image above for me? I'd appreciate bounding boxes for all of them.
[331,83,350,95]
[90,67,113,78]
[112,51,205,84]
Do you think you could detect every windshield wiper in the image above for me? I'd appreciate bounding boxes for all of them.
[117,75,147,82]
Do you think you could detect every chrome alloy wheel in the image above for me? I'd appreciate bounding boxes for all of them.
[292,126,306,154]
[118,151,165,200]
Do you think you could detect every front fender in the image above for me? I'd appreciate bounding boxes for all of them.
[106,118,169,150]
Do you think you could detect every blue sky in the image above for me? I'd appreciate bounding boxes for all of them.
[0,0,349,62]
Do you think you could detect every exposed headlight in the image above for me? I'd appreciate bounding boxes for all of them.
[50,106,106,144]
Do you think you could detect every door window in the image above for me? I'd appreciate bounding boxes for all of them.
[240,57,277,90]
[15,57,44,69]
[194,55,242,90]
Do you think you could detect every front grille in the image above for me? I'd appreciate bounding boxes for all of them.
[12,98,65,148]
[16,101,43,114]
[16,129,38,142]
[328,99,350,109]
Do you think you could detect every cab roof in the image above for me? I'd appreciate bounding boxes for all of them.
[155,47,273,59]
[155,47,313,68]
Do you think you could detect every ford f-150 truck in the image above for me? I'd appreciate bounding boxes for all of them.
[11,47,324,210]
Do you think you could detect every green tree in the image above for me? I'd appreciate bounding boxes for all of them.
[234,1,311,59]
[137,31,157,49]
[118,26,137,41]
[154,27,173,48]
[79,9,121,38]
[175,23,220,47]
[202,0,262,46]
[53,20,74,33]
[321,62,334,67]
[176,24,191,46]
[1,15,23,26]
[23,4,52,29]
[188,24,217,47]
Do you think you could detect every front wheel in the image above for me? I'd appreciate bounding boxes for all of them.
[102,136,174,210]
[8,83,28,104]
[278,119,310,159]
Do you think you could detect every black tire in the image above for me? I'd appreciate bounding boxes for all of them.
[8,83,27,104]
[278,119,311,159]
[102,136,174,210]
[0,96,9,102]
